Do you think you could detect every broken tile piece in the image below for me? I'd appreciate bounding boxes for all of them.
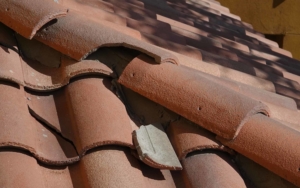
[133,124,182,170]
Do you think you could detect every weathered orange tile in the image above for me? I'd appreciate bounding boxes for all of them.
[0,0,68,39]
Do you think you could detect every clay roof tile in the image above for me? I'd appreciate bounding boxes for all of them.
[1,0,300,187]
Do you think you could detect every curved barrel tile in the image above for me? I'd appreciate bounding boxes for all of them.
[0,147,172,188]
[181,152,246,188]
[22,56,113,91]
[34,12,178,64]
[27,77,134,156]
[0,0,68,39]
[167,118,232,159]
[119,54,269,140]
[0,45,113,91]
[265,102,300,126]
[0,46,23,84]
[0,81,78,165]
[181,65,297,110]
[218,114,300,187]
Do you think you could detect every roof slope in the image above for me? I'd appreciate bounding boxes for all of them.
[0,0,299,187]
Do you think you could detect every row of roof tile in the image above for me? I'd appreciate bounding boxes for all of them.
[0,0,300,187]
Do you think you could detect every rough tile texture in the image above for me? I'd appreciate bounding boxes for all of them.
[0,0,300,187]
[0,0,68,39]
[118,54,269,140]
[133,124,182,170]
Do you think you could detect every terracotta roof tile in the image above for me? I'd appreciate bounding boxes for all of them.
[0,45,113,90]
[182,65,297,110]
[1,0,300,187]
[218,114,300,186]
[0,81,78,164]
[127,19,186,45]
[0,146,176,188]
[62,0,127,25]
[34,11,178,64]
[27,77,134,156]
[118,54,269,140]
[181,152,246,187]
[0,0,68,39]
[0,46,23,85]
[167,118,231,159]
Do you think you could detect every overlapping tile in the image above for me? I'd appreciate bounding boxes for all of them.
[181,65,298,110]
[167,118,232,159]
[0,44,114,91]
[181,152,246,188]
[27,77,135,156]
[0,0,68,39]
[22,56,114,91]
[34,11,178,64]
[0,81,78,165]
[218,114,300,186]
[0,147,177,188]
[162,47,279,93]
[0,45,23,85]
[118,54,269,140]
[0,0,300,187]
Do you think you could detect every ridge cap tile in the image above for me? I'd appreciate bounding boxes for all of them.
[118,54,270,140]
[218,114,300,187]
[34,11,179,64]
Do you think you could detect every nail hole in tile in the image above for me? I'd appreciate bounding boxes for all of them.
[130,73,135,77]
[5,8,9,11]
[197,106,202,111]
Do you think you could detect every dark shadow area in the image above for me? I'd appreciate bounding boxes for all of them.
[140,159,165,180]
[0,147,33,157]
[273,0,285,8]
[37,19,58,33]
[86,47,139,77]
[235,153,298,188]
[0,44,10,53]
[15,34,62,68]
[0,79,20,89]
[32,110,79,159]
[104,0,300,112]
[38,161,69,170]
[265,34,285,48]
